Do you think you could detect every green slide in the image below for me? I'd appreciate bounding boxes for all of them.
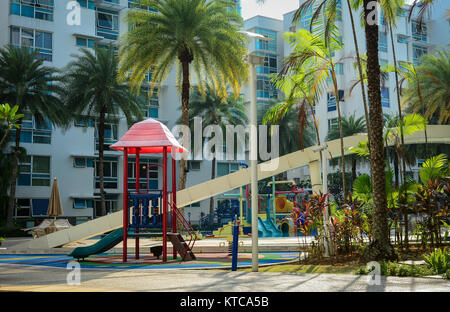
[69,228,123,260]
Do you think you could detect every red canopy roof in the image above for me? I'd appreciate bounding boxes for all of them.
[110,118,188,154]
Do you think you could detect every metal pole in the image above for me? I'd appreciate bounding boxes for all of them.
[250,62,259,272]
[122,148,128,263]
[172,156,177,259]
[320,146,330,257]
[135,148,140,260]
[163,147,168,262]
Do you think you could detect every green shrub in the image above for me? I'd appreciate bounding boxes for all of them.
[424,248,450,275]
[443,269,450,280]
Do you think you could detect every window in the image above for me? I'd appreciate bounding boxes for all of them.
[327,93,337,112]
[335,63,344,75]
[74,116,95,127]
[10,26,52,61]
[95,119,118,150]
[73,157,94,168]
[76,36,95,49]
[256,75,278,99]
[128,0,158,12]
[378,32,387,52]
[10,0,54,21]
[188,161,201,171]
[412,20,427,42]
[413,44,427,65]
[18,155,51,186]
[381,87,390,108]
[73,199,94,209]
[139,87,159,118]
[254,28,277,53]
[15,198,31,217]
[77,0,95,9]
[328,118,338,134]
[289,26,296,32]
[217,162,239,177]
[95,195,118,216]
[96,8,119,40]
[10,113,52,144]
[95,157,118,189]
[397,35,408,44]
[127,158,159,190]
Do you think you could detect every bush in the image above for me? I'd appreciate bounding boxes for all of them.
[443,269,450,280]
[424,248,450,275]
[355,261,434,277]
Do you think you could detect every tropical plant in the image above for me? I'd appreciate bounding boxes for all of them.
[279,24,349,199]
[186,85,247,214]
[119,0,248,191]
[0,103,23,148]
[263,99,317,155]
[402,48,450,124]
[419,154,449,185]
[424,248,450,275]
[0,46,67,227]
[62,46,143,216]
[327,114,366,182]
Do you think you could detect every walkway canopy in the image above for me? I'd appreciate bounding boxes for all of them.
[110,118,188,154]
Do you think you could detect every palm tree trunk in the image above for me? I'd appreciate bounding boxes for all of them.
[7,119,22,227]
[98,108,106,217]
[417,82,429,158]
[346,0,370,131]
[331,71,347,201]
[0,128,11,147]
[209,157,216,215]
[389,22,408,248]
[178,58,191,191]
[362,0,396,261]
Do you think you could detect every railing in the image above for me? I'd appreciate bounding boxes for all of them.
[169,202,197,261]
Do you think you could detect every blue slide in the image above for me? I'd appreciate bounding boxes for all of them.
[69,228,123,260]
[258,217,283,237]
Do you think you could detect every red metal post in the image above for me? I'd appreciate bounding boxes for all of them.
[123,148,128,262]
[172,156,177,259]
[135,148,140,260]
[162,147,168,262]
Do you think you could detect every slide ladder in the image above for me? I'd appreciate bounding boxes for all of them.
[170,203,197,261]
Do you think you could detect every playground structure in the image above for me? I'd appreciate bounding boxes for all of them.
[70,118,196,263]
[12,125,450,252]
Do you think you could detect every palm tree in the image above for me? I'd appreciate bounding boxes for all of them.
[0,46,67,227]
[280,24,349,200]
[63,47,143,217]
[402,48,450,125]
[263,99,316,156]
[361,0,397,260]
[0,104,23,147]
[327,114,366,182]
[293,0,371,131]
[186,85,247,214]
[119,0,248,191]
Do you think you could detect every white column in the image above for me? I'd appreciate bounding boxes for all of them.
[250,62,259,272]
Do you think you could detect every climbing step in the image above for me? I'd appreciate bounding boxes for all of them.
[167,233,196,261]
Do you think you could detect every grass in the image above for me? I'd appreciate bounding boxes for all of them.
[241,263,360,274]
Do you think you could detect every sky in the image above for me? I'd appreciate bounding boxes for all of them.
[241,0,300,21]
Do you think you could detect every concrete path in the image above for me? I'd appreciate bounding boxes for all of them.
[0,264,448,292]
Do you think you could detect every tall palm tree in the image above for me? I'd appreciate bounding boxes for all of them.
[119,0,248,191]
[279,24,349,199]
[402,48,450,125]
[63,47,143,217]
[326,114,366,182]
[186,85,247,214]
[0,46,67,227]
[361,0,397,260]
[293,0,371,131]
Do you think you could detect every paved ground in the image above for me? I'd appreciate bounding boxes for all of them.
[1,263,449,292]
